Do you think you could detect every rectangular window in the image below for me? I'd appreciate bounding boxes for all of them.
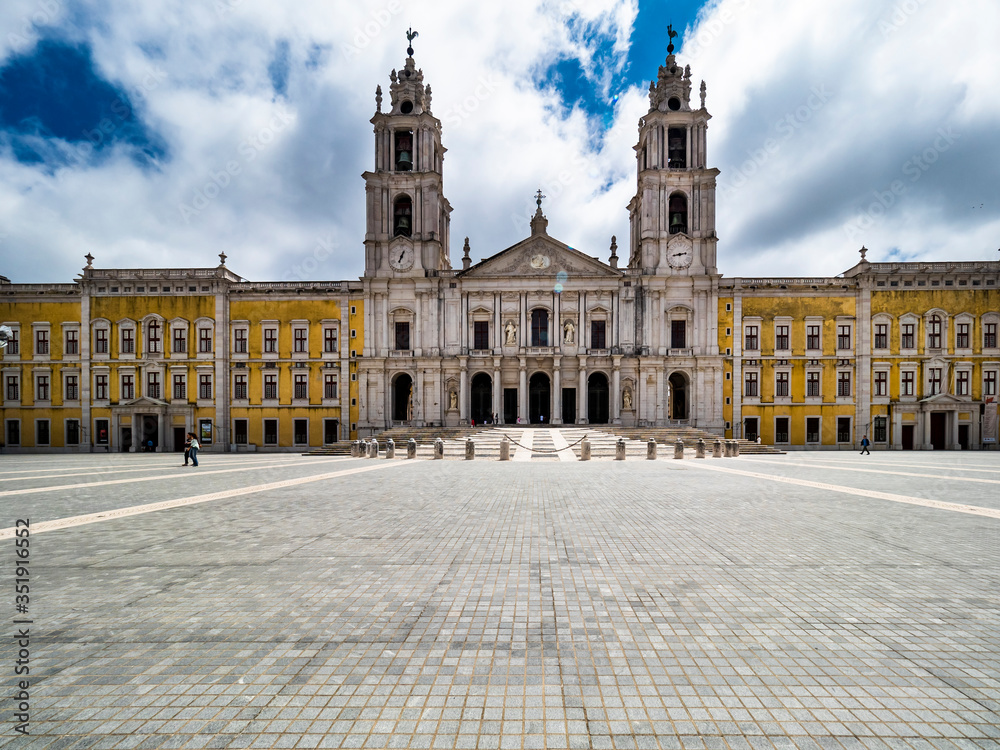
[264,328,278,353]
[744,325,759,351]
[874,370,888,397]
[395,321,410,351]
[294,373,308,400]
[901,323,915,349]
[324,374,338,399]
[6,420,20,446]
[837,325,851,350]
[775,325,789,351]
[36,420,50,446]
[324,327,338,353]
[874,417,887,443]
[173,374,186,400]
[95,419,109,445]
[985,371,997,396]
[957,323,970,349]
[837,417,851,443]
[744,372,758,397]
[36,330,49,355]
[293,419,308,445]
[473,321,490,350]
[806,325,820,351]
[294,328,308,353]
[6,376,18,401]
[146,372,160,400]
[65,329,79,355]
[929,367,942,395]
[901,371,915,396]
[122,328,135,354]
[95,374,108,400]
[837,371,851,397]
[775,417,789,443]
[591,320,606,349]
[199,328,212,353]
[234,328,248,353]
[806,417,820,443]
[531,310,549,347]
[6,329,18,354]
[36,375,49,401]
[928,318,942,349]
[874,324,888,350]
[806,371,820,397]
[65,375,79,401]
[956,370,969,396]
[234,419,248,445]
[147,322,161,353]
[986,323,998,349]
[234,374,248,400]
[95,328,108,354]
[66,420,80,445]
[264,374,278,400]
[199,374,212,400]
[173,328,187,354]
[775,372,789,397]
[671,320,686,349]
[122,374,135,400]
[264,419,278,445]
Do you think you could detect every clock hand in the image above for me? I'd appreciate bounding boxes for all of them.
[398,251,406,262]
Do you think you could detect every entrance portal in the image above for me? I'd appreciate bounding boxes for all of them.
[393,374,413,422]
[471,373,492,424]
[901,424,914,450]
[173,427,186,452]
[562,388,576,424]
[930,412,947,450]
[141,415,158,451]
[528,373,550,424]
[503,388,518,425]
[587,373,609,424]
[120,427,132,452]
[669,372,688,420]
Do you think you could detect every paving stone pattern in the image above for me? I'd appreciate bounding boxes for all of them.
[1,451,998,749]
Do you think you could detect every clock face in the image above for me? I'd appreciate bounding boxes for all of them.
[667,237,693,269]
[390,245,414,271]
[530,254,551,269]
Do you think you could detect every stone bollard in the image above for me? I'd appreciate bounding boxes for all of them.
[615,438,626,461]
[713,439,722,458]
[350,441,359,458]
[386,438,395,459]
[465,439,475,460]
[725,440,735,457]
[407,438,417,459]
[368,439,379,459]
[647,438,657,460]
[674,438,684,459]
[696,438,706,459]
[733,440,740,457]
[433,437,444,460]
[580,437,591,461]
[500,437,510,461]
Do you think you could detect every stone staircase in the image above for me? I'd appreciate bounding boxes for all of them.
[588,425,786,455]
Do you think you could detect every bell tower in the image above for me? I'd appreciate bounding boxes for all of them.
[627,28,718,276]
[363,30,452,277]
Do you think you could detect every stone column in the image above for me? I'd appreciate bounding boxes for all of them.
[493,358,502,423]
[519,358,527,423]
[578,359,587,424]
[612,355,622,424]
[553,355,562,424]
[459,356,468,423]
[655,366,665,424]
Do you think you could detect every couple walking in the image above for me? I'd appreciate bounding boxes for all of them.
[183,432,201,466]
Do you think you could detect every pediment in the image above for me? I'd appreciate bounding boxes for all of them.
[460,234,621,280]
[919,392,968,405]
[119,396,170,408]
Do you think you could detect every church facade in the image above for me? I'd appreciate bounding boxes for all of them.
[1,45,998,452]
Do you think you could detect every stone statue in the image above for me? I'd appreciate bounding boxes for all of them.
[563,320,575,344]
[504,320,517,345]
[449,390,458,411]
[623,388,633,411]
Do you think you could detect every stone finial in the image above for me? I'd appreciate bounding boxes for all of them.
[860,246,868,262]
[219,251,227,266]
[700,80,706,109]
[462,237,471,270]
[375,85,383,112]
[425,85,432,111]
[609,236,618,269]
[530,190,548,236]
[84,252,94,269]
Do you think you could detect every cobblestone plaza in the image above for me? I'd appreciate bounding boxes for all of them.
[2,434,999,749]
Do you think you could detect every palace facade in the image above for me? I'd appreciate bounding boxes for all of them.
[2,46,998,452]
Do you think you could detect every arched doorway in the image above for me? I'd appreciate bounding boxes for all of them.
[587,373,609,424]
[471,373,492,424]
[668,372,688,420]
[528,372,550,424]
[392,374,413,422]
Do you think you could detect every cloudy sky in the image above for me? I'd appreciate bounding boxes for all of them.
[1,0,998,284]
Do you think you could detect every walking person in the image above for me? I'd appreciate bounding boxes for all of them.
[860,434,871,455]
[183,433,192,466]
[187,432,201,466]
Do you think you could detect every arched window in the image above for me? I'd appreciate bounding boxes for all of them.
[668,193,687,234]
[531,309,549,346]
[393,195,412,237]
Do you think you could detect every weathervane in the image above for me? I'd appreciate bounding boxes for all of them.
[667,24,677,55]
[406,27,418,57]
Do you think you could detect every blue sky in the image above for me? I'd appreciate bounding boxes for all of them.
[0,0,998,283]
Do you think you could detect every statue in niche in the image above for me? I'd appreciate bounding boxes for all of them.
[449,390,458,411]
[563,320,575,344]
[622,388,633,411]
[504,320,517,345]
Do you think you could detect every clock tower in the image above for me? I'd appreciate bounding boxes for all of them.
[362,32,452,278]
[626,36,719,277]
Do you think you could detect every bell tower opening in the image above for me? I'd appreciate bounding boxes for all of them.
[669,193,687,235]
[393,195,412,237]
[667,127,686,168]
[394,129,413,171]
